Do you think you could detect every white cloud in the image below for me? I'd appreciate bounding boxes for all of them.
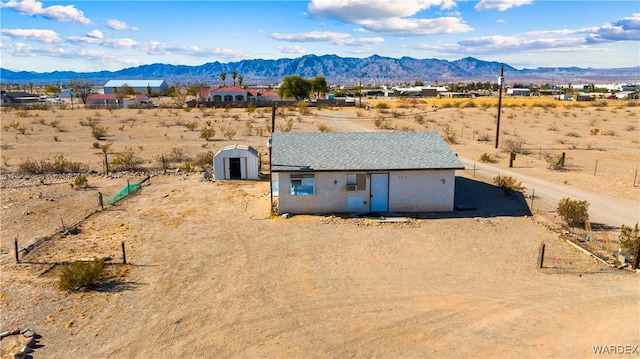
[586,13,640,43]
[308,0,456,22]
[106,19,138,31]
[359,16,472,36]
[0,0,91,25]
[307,0,469,36]
[270,31,384,46]
[275,44,306,54]
[474,0,533,12]
[271,31,350,43]
[1,28,61,43]
[86,29,104,39]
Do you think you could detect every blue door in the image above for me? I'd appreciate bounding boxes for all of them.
[370,173,389,212]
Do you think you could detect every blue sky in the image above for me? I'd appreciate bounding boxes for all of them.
[1,0,639,73]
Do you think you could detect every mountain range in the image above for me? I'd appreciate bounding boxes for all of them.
[1,55,638,86]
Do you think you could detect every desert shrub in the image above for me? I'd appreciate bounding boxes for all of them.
[504,139,529,154]
[556,198,589,228]
[232,114,241,121]
[58,258,105,292]
[221,126,237,139]
[183,121,199,131]
[169,146,190,163]
[255,127,265,136]
[603,129,617,136]
[17,158,43,174]
[244,121,253,136]
[565,132,581,138]
[110,146,143,171]
[193,150,215,169]
[278,118,293,133]
[441,124,458,144]
[200,127,216,141]
[90,124,109,140]
[317,123,333,132]
[479,153,496,163]
[625,125,636,131]
[590,128,600,135]
[246,102,257,113]
[618,223,639,255]
[375,102,389,110]
[414,114,424,124]
[73,175,88,188]
[493,175,524,195]
[391,110,402,118]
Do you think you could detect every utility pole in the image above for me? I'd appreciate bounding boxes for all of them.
[269,105,275,215]
[495,63,504,149]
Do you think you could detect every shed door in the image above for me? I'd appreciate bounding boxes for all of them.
[370,173,389,212]
[229,158,242,179]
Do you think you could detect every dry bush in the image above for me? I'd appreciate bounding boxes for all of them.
[90,124,109,140]
[317,123,334,132]
[221,126,237,139]
[59,258,105,292]
[479,153,497,163]
[556,198,589,229]
[200,127,216,141]
[110,146,143,171]
[193,150,215,170]
[493,175,524,195]
[565,132,581,138]
[441,124,458,144]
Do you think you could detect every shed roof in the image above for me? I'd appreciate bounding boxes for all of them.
[215,144,259,157]
[103,80,167,88]
[272,132,464,172]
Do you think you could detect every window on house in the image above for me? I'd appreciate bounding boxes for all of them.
[346,174,366,191]
[291,174,315,196]
[223,95,233,102]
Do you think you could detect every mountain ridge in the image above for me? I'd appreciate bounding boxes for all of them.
[1,54,638,85]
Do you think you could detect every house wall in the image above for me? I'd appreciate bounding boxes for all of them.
[213,149,260,180]
[276,170,456,214]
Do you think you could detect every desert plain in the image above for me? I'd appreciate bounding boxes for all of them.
[0,97,639,358]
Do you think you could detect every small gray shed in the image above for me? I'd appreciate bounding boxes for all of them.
[213,144,261,180]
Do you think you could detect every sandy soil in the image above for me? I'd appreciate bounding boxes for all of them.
[1,98,639,358]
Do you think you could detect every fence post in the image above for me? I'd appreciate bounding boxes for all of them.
[121,242,127,264]
[127,180,131,195]
[14,238,19,264]
[593,160,598,176]
[98,191,104,210]
[538,242,546,269]
[634,169,637,187]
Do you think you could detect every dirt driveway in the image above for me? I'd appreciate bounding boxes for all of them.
[2,176,638,358]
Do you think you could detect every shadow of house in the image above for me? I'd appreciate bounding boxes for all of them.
[453,177,532,218]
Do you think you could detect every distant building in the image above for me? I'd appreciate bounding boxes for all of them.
[507,88,531,96]
[103,80,169,95]
[1,91,40,106]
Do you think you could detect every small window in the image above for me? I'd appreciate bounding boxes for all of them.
[346,174,366,191]
[291,174,315,196]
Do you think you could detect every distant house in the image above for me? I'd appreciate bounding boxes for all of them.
[103,80,169,95]
[85,94,117,107]
[209,86,257,103]
[271,132,464,215]
[507,88,531,96]
[213,144,261,180]
[0,91,40,106]
[85,93,151,108]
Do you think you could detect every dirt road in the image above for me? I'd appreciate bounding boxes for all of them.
[458,157,640,229]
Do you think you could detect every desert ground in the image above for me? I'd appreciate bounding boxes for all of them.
[1,97,639,358]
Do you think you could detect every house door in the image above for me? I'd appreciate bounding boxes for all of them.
[370,173,389,212]
[229,158,241,179]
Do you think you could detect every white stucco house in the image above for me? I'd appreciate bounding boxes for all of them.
[271,132,465,215]
[103,80,169,95]
[213,144,261,180]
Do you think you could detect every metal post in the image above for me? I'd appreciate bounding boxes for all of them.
[121,242,127,264]
[127,179,131,195]
[539,242,546,268]
[530,189,535,212]
[594,160,598,176]
[632,236,640,270]
[269,105,276,215]
[634,168,638,187]
[98,191,104,210]
[495,63,504,149]
[14,238,19,264]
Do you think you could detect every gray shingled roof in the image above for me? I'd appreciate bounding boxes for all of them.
[271,132,465,172]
